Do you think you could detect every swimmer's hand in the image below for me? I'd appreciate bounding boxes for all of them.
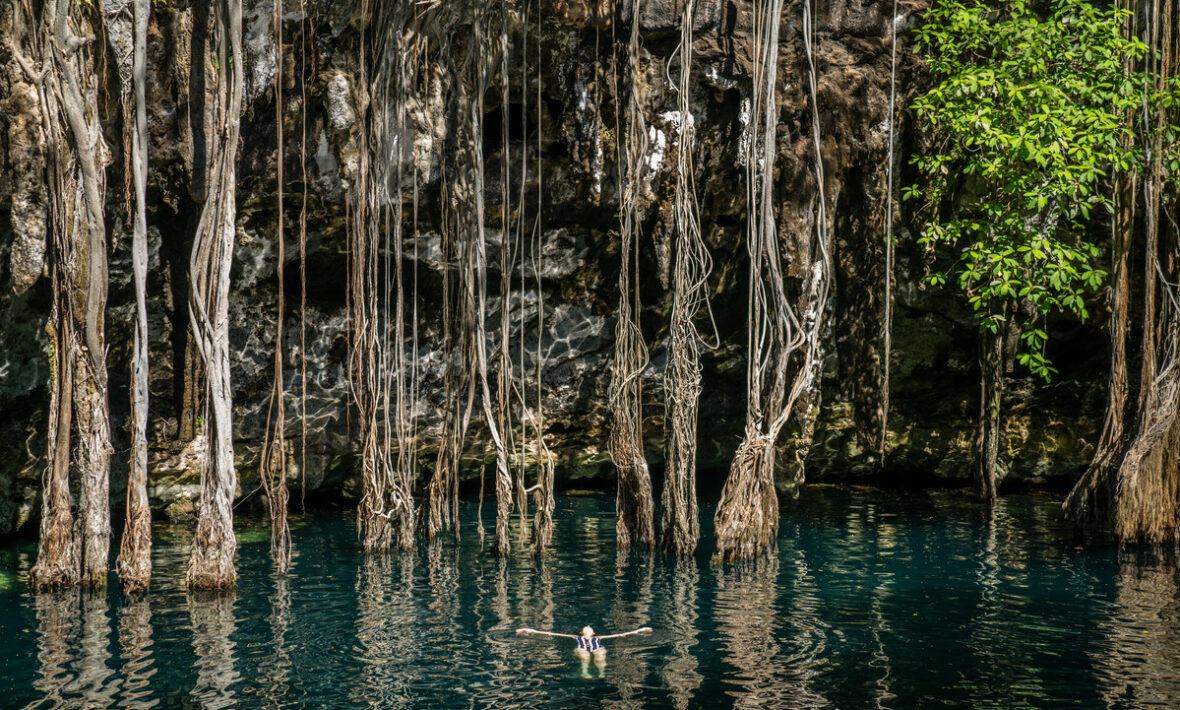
[515,628,577,639]
[597,626,654,639]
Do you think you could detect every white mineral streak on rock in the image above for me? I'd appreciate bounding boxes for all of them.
[738,97,752,167]
[646,126,667,174]
[660,109,695,133]
[574,75,605,197]
[705,63,737,90]
[325,72,356,132]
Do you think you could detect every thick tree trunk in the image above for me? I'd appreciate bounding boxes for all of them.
[1112,330,1180,543]
[16,0,112,589]
[715,0,832,562]
[715,437,779,561]
[74,350,112,587]
[30,316,78,589]
[1064,0,1179,542]
[60,0,112,590]
[187,0,243,590]
[109,0,154,594]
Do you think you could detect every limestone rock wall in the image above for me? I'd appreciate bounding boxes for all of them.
[0,0,1104,534]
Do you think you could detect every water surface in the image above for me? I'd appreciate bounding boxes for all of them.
[2,488,1179,708]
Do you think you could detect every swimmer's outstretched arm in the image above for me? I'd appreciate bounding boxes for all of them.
[515,628,578,639]
[595,627,653,639]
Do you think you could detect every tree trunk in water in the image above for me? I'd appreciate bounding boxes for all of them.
[1110,0,1180,544]
[423,176,475,542]
[109,0,154,593]
[661,0,709,556]
[524,1,555,557]
[715,0,832,562]
[1112,331,1180,543]
[1064,0,1180,542]
[975,328,1004,503]
[16,0,112,589]
[187,0,244,590]
[349,107,390,552]
[611,0,656,551]
[715,437,779,561]
[30,314,78,589]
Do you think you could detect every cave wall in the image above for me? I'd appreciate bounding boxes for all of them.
[0,0,1105,533]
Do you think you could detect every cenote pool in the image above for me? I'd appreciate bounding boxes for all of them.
[2,488,1179,708]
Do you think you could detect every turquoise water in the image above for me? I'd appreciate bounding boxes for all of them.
[2,488,1179,708]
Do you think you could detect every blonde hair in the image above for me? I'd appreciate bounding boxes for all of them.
[581,626,595,637]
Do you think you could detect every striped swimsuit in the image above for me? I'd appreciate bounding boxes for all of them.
[576,635,603,652]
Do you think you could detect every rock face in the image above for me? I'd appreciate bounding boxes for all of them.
[0,0,1104,534]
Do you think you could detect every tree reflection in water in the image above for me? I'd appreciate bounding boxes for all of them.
[73,592,117,706]
[30,591,78,710]
[353,553,417,708]
[966,502,1015,701]
[661,557,702,710]
[720,546,832,708]
[475,555,551,707]
[1097,557,1180,706]
[261,574,292,706]
[426,541,462,662]
[187,592,239,710]
[116,595,156,709]
[605,549,653,705]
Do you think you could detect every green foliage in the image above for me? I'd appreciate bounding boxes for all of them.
[908,0,1180,380]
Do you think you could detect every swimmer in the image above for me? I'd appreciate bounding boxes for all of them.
[515,625,653,678]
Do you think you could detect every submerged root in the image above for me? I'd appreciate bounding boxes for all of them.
[713,437,779,563]
[616,448,656,550]
[1112,337,1180,545]
[29,513,78,591]
[187,516,238,590]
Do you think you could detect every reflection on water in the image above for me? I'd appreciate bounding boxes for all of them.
[188,593,239,710]
[605,550,652,708]
[5,490,1180,708]
[863,504,895,710]
[1097,560,1180,707]
[261,575,292,708]
[29,592,78,710]
[117,597,156,709]
[661,557,702,710]
[28,591,119,710]
[354,554,415,709]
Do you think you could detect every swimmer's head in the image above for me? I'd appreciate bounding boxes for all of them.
[581,626,595,637]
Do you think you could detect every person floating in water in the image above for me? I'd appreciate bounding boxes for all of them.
[515,625,652,678]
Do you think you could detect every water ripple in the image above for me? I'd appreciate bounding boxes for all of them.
[3,490,1180,707]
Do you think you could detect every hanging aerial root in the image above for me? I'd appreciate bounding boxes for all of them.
[611,0,656,551]
[714,0,830,561]
[660,0,711,556]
